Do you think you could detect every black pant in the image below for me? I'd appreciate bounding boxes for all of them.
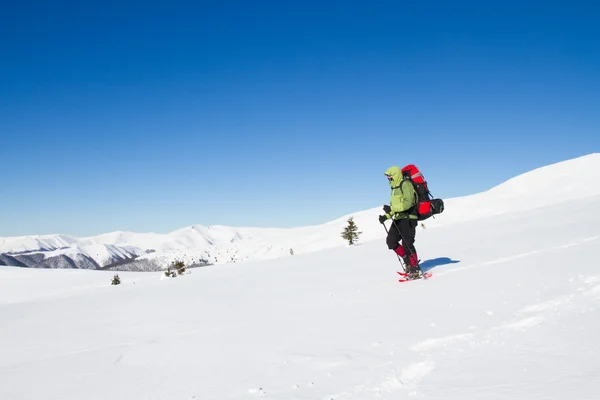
[386,218,417,255]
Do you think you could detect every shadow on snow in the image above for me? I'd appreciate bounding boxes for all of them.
[419,257,461,273]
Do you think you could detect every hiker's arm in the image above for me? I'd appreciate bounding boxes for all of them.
[390,195,412,213]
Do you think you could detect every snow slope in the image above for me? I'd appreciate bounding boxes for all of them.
[2,153,599,270]
[1,157,599,399]
[0,234,79,254]
[39,243,145,266]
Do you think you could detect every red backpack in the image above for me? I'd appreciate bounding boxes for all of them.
[401,164,444,221]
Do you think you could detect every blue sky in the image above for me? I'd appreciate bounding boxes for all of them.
[1,0,599,236]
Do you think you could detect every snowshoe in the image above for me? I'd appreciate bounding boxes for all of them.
[397,268,432,282]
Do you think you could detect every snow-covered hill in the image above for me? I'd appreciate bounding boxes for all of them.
[2,153,599,270]
[1,158,599,399]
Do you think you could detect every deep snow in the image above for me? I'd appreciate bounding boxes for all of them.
[1,155,599,399]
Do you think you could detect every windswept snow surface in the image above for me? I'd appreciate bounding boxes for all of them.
[1,156,600,399]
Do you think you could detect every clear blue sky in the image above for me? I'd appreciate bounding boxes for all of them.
[2,0,599,236]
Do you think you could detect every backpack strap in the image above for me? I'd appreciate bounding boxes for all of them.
[393,178,417,194]
[391,178,410,192]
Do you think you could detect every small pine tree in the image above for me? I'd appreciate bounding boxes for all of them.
[164,265,176,278]
[173,260,186,275]
[341,217,362,245]
[290,248,294,256]
[111,274,121,285]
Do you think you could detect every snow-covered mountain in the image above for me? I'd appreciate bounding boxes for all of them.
[1,153,599,399]
[2,153,599,270]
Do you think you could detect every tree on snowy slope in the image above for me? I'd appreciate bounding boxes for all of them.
[172,260,186,275]
[341,217,362,245]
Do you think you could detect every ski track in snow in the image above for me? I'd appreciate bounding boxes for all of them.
[401,268,600,397]
[323,361,436,399]
[399,361,436,388]
[0,325,221,374]
[411,334,476,352]
[517,294,575,314]
[435,235,599,277]
[319,269,600,400]
[498,316,546,332]
[583,284,600,299]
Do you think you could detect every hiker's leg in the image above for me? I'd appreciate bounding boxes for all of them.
[386,221,402,251]
[399,219,416,256]
[407,219,419,267]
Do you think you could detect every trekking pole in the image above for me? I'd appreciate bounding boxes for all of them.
[383,220,408,273]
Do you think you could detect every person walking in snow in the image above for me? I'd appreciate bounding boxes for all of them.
[378,166,421,278]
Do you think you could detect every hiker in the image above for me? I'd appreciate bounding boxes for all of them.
[378,166,421,277]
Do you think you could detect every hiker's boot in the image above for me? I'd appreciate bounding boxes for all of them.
[408,253,422,279]
[408,268,421,279]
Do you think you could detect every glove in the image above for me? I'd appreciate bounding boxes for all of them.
[382,205,392,214]
[378,215,387,224]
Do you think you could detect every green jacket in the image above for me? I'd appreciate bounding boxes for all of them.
[384,166,417,220]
